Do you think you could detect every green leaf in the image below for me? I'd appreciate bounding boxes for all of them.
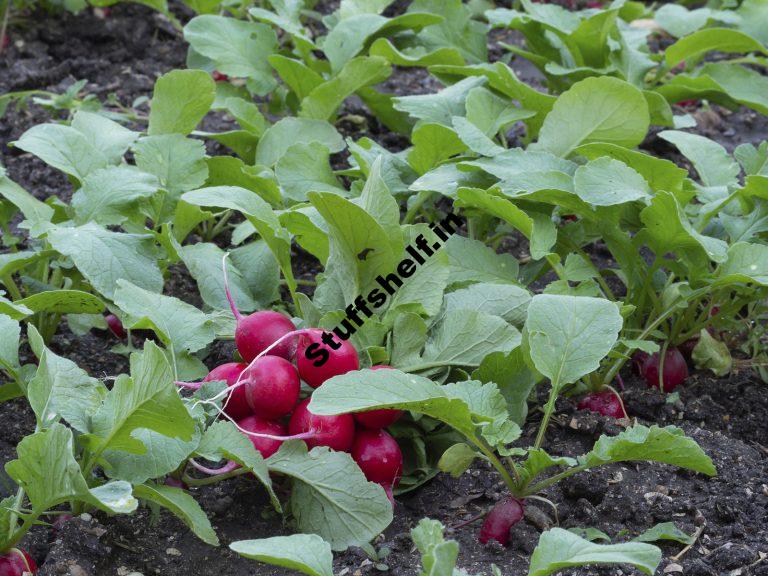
[71,166,159,225]
[657,130,739,188]
[410,0,488,64]
[148,70,215,136]
[580,424,717,475]
[0,314,20,373]
[369,38,464,67]
[692,330,732,376]
[528,528,661,576]
[184,16,278,95]
[133,484,219,545]
[267,442,393,551]
[411,518,460,576]
[230,534,334,576]
[16,290,104,315]
[444,283,530,327]
[269,55,324,101]
[717,242,768,286]
[573,157,650,206]
[393,76,486,126]
[69,111,138,164]
[133,135,209,197]
[27,324,107,432]
[14,123,108,181]
[0,171,54,223]
[437,443,477,477]
[633,522,694,545]
[444,235,519,285]
[82,341,196,457]
[46,224,163,300]
[665,28,767,68]
[473,348,539,425]
[196,421,280,511]
[407,123,465,174]
[6,424,138,514]
[534,76,649,157]
[526,294,622,387]
[113,281,215,354]
[654,5,738,38]
[640,190,728,265]
[310,368,506,439]
[276,143,346,202]
[255,118,345,166]
[300,56,391,121]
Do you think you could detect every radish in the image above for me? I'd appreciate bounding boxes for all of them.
[631,350,648,375]
[50,514,73,535]
[105,314,126,338]
[203,362,251,420]
[164,477,188,490]
[353,365,402,429]
[296,329,359,388]
[212,71,229,82]
[288,398,355,452]
[222,255,296,362]
[244,356,300,420]
[351,429,403,502]
[478,497,525,546]
[1,34,9,51]
[577,389,627,419]
[238,415,287,459]
[0,549,37,576]
[643,348,688,392]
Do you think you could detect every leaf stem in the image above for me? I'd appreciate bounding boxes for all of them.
[182,468,250,487]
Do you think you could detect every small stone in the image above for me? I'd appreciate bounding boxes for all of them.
[165,548,182,557]
[79,513,92,522]
[68,565,88,576]
[664,563,683,573]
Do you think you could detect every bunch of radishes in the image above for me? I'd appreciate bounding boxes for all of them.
[181,271,404,500]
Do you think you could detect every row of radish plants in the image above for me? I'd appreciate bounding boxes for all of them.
[1,0,767,574]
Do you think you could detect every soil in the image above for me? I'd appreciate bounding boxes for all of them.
[0,3,766,576]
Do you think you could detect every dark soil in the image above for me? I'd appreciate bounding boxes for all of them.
[0,3,767,576]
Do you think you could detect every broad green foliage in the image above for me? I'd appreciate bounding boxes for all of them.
[231,534,334,576]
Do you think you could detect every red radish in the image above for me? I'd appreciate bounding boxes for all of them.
[679,337,698,363]
[212,71,229,82]
[577,389,627,418]
[478,497,525,546]
[203,362,250,420]
[288,398,355,452]
[351,429,403,490]
[223,256,296,362]
[105,314,126,338]
[631,350,648,375]
[164,477,188,490]
[353,365,402,429]
[244,356,300,420]
[238,415,287,459]
[677,99,700,107]
[50,514,73,535]
[296,329,359,388]
[643,348,688,392]
[0,548,37,576]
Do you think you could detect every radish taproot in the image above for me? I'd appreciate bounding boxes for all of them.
[643,348,688,392]
[351,429,403,497]
[223,258,296,362]
[0,549,37,576]
[288,398,355,452]
[243,356,300,420]
[203,362,251,420]
[577,389,627,419]
[238,415,287,459]
[296,329,359,388]
[478,497,525,546]
[105,314,126,338]
[353,365,402,429]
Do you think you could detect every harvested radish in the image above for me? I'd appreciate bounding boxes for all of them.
[353,365,402,429]
[577,389,626,419]
[238,415,287,459]
[0,548,37,576]
[288,398,355,452]
[244,356,300,420]
[296,329,359,388]
[351,429,403,489]
[203,362,250,420]
[478,497,525,546]
[643,348,688,392]
[105,314,126,338]
[223,256,296,362]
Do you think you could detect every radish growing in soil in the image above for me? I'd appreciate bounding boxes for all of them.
[351,429,403,502]
[0,549,37,576]
[105,314,126,338]
[353,366,402,429]
[288,398,355,452]
[296,329,359,388]
[244,356,300,419]
[643,348,688,392]
[577,389,627,418]
[478,497,525,546]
